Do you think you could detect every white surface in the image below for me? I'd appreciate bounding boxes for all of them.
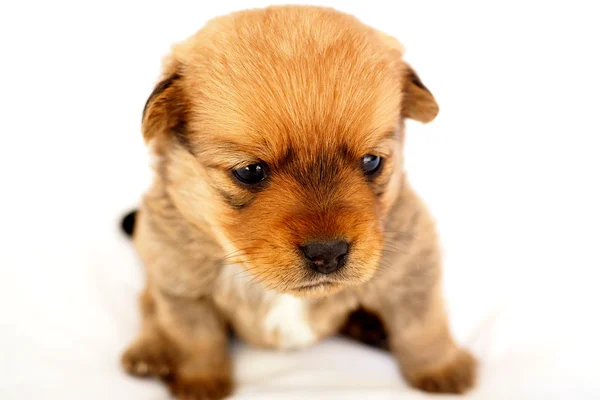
[1,1,600,399]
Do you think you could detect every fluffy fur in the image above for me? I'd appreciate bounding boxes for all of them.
[121,6,476,399]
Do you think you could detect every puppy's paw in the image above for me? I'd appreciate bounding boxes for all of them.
[169,374,233,400]
[404,349,477,394]
[121,337,176,379]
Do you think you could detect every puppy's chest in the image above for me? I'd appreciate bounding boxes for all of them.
[213,264,317,350]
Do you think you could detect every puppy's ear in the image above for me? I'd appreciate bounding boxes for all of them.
[141,72,188,144]
[401,64,439,123]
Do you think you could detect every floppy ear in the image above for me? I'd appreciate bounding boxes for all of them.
[141,72,188,143]
[401,64,439,123]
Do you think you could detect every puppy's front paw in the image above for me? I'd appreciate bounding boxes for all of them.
[404,349,477,394]
[169,374,233,400]
[121,337,175,379]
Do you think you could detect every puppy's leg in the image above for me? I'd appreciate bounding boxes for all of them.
[122,207,232,399]
[122,285,178,379]
[155,291,232,400]
[394,285,476,393]
[362,263,477,394]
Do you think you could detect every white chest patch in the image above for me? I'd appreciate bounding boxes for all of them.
[263,293,317,349]
[216,264,317,350]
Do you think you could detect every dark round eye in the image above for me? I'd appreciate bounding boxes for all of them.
[233,163,266,185]
[361,155,382,176]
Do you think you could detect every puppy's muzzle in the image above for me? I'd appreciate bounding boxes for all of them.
[300,240,349,274]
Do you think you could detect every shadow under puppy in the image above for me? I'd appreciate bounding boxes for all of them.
[121,5,477,399]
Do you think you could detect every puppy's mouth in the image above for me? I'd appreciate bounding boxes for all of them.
[232,243,381,298]
[293,281,335,291]
[287,279,345,298]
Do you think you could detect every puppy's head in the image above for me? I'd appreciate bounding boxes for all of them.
[142,7,438,298]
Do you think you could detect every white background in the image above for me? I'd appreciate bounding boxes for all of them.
[1,1,599,399]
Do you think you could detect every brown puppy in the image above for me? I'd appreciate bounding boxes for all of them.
[121,5,477,399]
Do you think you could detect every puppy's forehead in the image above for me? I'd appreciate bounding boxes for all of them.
[177,7,402,162]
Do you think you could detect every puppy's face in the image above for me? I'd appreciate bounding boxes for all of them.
[142,8,438,298]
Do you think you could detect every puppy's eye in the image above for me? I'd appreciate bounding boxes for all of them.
[361,155,382,176]
[233,163,266,185]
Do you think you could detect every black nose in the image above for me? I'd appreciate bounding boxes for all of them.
[300,240,349,274]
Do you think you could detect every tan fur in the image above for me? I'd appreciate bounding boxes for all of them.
[122,5,476,399]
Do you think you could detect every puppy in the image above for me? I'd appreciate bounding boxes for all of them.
[121,5,477,399]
